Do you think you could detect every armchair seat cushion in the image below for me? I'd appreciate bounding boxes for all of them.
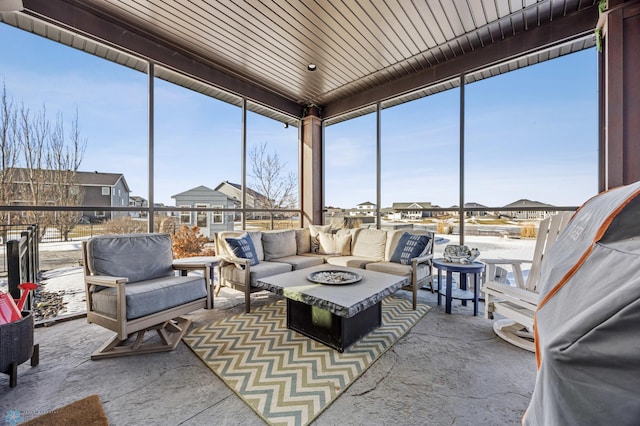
[366,261,431,282]
[91,275,207,320]
[220,261,292,287]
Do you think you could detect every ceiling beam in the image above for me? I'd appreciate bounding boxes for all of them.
[21,0,304,119]
[322,5,599,120]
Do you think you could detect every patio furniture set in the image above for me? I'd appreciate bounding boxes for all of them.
[79,226,440,358]
[77,223,523,361]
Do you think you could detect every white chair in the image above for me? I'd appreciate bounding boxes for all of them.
[483,212,573,351]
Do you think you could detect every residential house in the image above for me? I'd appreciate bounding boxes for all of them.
[214,181,271,219]
[464,202,489,217]
[153,203,173,217]
[501,199,557,220]
[129,195,148,218]
[349,201,376,217]
[6,168,130,222]
[77,171,131,221]
[172,185,235,239]
[390,202,432,220]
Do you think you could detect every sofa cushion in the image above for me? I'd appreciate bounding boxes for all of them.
[262,230,297,260]
[86,233,174,283]
[271,255,324,270]
[326,255,378,269]
[300,252,336,262]
[295,228,311,254]
[318,232,352,255]
[366,261,430,283]
[225,233,260,266]
[351,228,387,260]
[220,261,292,287]
[91,275,206,320]
[390,232,431,265]
[309,224,331,253]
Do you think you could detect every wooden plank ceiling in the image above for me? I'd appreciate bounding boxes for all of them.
[3,0,598,124]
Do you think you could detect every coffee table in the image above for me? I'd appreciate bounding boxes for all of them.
[255,265,408,352]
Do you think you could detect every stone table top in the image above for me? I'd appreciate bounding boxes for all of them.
[255,264,408,318]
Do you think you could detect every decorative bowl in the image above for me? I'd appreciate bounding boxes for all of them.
[307,270,363,285]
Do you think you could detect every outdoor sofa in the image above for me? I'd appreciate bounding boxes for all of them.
[216,226,434,312]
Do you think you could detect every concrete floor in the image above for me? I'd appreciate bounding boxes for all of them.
[0,288,536,426]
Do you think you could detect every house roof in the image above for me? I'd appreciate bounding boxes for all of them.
[357,201,375,207]
[1,1,598,125]
[503,199,555,208]
[214,181,268,201]
[392,202,432,209]
[464,202,489,209]
[7,168,130,192]
[171,185,226,198]
[76,171,130,192]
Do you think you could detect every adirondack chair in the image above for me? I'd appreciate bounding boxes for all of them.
[483,211,574,351]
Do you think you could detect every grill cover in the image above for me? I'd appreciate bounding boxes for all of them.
[524,181,640,425]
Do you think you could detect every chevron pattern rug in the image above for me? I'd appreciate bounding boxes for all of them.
[183,296,430,426]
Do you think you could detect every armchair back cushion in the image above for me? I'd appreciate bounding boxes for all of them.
[262,230,297,260]
[351,228,387,260]
[86,233,174,283]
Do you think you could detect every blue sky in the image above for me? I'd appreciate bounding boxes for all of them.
[0,22,597,209]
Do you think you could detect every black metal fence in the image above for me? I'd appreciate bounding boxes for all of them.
[3,224,39,310]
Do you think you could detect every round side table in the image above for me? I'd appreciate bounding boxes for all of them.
[432,258,485,316]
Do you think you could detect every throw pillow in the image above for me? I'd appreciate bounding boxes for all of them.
[318,232,352,256]
[224,233,259,266]
[309,224,331,253]
[295,228,311,254]
[390,232,430,265]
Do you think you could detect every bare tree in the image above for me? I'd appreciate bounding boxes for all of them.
[16,104,52,238]
[248,142,297,220]
[11,100,87,240]
[0,83,20,240]
[47,110,86,241]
